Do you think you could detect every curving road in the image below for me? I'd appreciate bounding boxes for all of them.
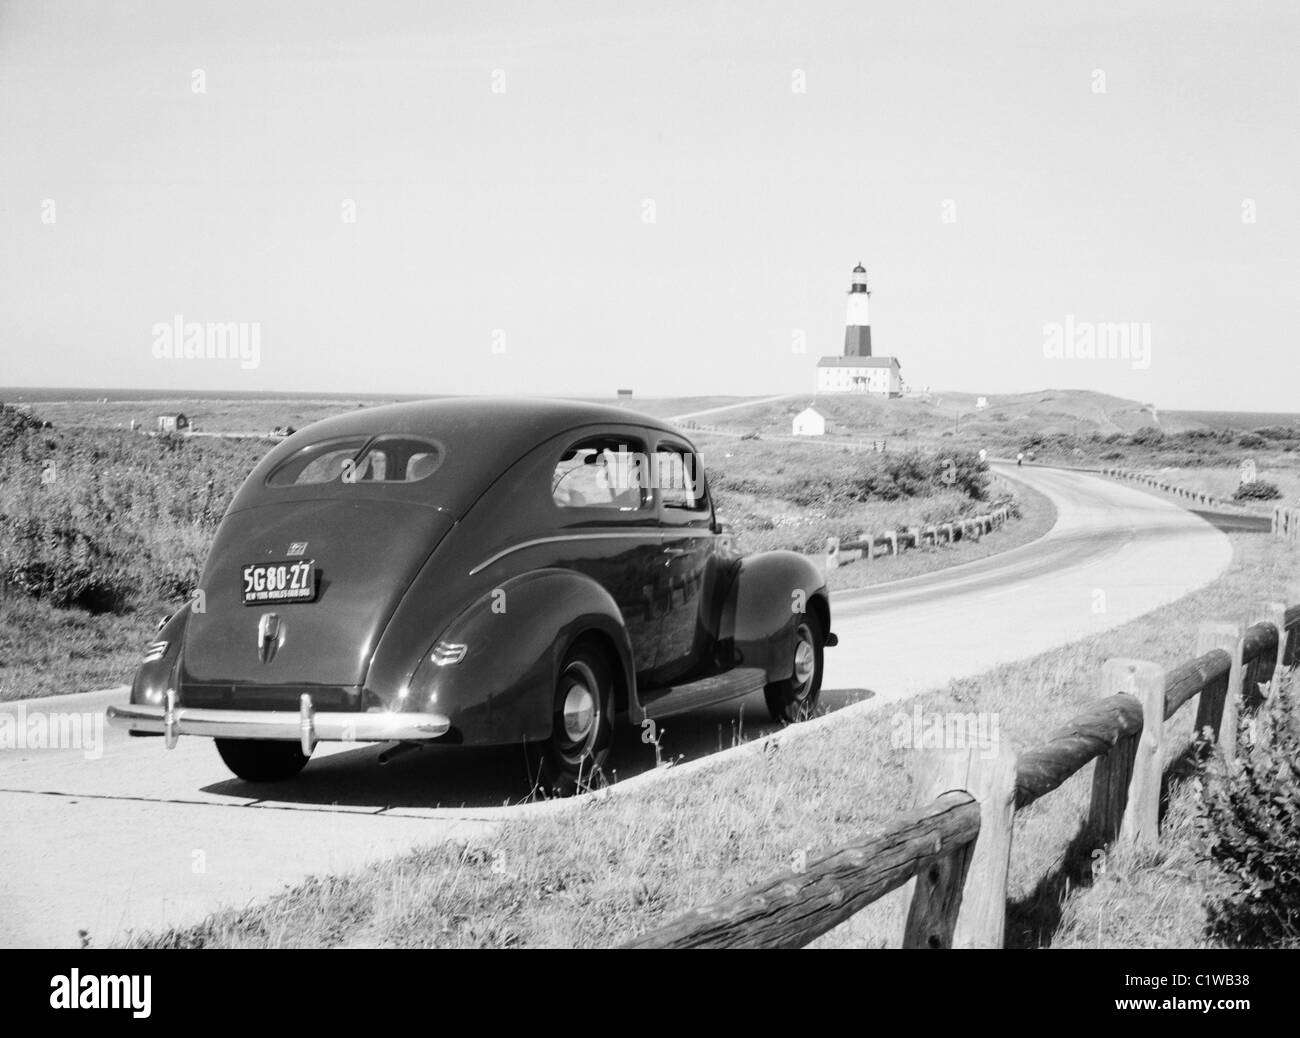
[0,465,1232,947]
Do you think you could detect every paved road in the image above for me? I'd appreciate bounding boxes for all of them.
[0,465,1231,947]
[667,394,799,422]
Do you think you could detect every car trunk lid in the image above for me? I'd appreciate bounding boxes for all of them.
[181,499,453,689]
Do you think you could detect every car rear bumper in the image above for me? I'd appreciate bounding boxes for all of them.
[107,691,451,754]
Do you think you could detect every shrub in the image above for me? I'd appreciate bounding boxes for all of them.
[710,443,989,508]
[1252,425,1300,442]
[1233,480,1282,502]
[0,403,50,452]
[1238,433,1267,449]
[0,413,261,612]
[1197,673,1300,947]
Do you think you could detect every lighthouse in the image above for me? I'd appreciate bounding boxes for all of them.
[815,260,903,396]
[844,262,871,357]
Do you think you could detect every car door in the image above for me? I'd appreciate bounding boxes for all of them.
[651,438,721,684]
[548,432,663,685]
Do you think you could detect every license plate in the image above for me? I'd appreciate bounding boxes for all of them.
[241,560,317,605]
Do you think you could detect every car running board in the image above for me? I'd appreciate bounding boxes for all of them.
[639,667,767,722]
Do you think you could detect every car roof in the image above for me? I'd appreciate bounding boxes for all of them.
[284,397,683,456]
[229,397,691,516]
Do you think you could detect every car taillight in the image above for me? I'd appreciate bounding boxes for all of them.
[429,642,467,666]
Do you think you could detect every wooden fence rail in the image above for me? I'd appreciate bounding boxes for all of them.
[620,793,981,949]
[625,596,1300,949]
[825,497,1020,571]
[1098,466,1286,514]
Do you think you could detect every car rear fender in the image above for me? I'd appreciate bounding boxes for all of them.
[130,605,191,708]
[404,568,635,745]
[722,551,830,682]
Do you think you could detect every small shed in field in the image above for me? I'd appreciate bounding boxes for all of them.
[792,406,826,437]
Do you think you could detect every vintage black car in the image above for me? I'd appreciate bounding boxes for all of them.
[108,399,837,792]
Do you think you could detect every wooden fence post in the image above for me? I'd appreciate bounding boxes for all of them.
[1087,660,1157,845]
[886,530,898,555]
[825,536,839,571]
[1194,623,1243,751]
[903,745,1017,949]
[1116,660,1167,848]
[1255,601,1289,698]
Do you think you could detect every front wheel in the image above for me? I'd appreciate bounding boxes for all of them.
[532,641,616,796]
[215,738,311,782]
[764,613,824,725]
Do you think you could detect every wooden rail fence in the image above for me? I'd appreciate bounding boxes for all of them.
[624,594,1300,949]
[1103,466,1297,540]
[1273,506,1300,542]
[825,497,1020,571]
[1100,466,1251,511]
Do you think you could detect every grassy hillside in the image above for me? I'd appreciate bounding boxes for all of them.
[675,390,1300,499]
[678,389,1161,443]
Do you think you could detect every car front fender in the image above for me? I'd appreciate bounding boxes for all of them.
[402,568,635,746]
[724,551,830,682]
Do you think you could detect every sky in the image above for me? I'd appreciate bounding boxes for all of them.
[1,1,1297,410]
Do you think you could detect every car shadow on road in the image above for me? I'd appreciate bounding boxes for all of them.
[199,686,877,811]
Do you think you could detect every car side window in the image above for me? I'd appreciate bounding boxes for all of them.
[655,445,708,512]
[552,438,650,511]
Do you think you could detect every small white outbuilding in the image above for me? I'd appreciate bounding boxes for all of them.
[792,406,826,436]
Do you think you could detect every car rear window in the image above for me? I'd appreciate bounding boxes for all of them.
[267,436,442,486]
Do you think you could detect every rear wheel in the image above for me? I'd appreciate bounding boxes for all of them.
[534,641,616,796]
[215,738,311,782]
[763,613,824,725]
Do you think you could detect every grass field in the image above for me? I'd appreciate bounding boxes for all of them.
[8,395,406,437]
[123,528,1299,949]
